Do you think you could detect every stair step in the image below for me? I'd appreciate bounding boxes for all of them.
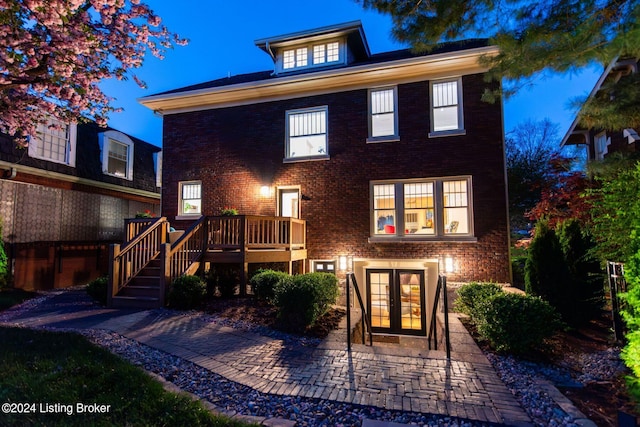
[119,284,161,298]
[129,276,161,287]
[111,295,161,309]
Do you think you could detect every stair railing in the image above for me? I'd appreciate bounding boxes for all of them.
[427,274,451,359]
[160,216,208,305]
[346,272,372,349]
[108,217,168,306]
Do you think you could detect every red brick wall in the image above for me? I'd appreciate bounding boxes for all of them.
[163,74,510,282]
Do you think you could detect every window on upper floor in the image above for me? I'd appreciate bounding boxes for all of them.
[371,177,473,240]
[430,78,465,136]
[368,87,398,142]
[28,116,77,166]
[178,181,202,217]
[285,106,329,161]
[280,40,343,72]
[99,130,134,180]
[594,132,610,160]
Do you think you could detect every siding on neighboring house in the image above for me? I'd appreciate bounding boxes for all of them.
[0,122,161,290]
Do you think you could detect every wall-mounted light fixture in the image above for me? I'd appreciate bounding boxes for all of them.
[260,185,271,197]
[338,255,353,272]
[444,257,455,273]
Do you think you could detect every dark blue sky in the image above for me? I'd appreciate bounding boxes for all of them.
[100,0,602,147]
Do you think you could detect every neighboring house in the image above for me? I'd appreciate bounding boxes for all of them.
[561,57,640,160]
[137,21,510,335]
[0,118,161,290]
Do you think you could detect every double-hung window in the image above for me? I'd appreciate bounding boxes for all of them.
[99,130,134,180]
[28,116,77,166]
[179,181,202,216]
[285,107,329,161]
[368,87,398,141]
[430,78,464,136]
[371,177,473,239]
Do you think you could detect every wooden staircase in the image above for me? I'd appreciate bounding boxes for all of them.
[111,258,162,309]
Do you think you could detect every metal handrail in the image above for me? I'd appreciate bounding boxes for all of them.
[346,272,373,349]
[428,274,451,359]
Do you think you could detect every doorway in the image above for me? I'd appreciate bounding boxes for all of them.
[278,187,300,218]
[366,269,426,335]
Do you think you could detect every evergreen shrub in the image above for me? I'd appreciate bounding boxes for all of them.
[273,272,339,332]
[86,276,109,306]
[454,282,503,320]
[168,275,206,309]
[476,292,562,354]
[249,269,289,303]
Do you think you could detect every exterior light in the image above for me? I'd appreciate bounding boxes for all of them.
[338,255,353,272]
[260,185,270,197]
[444,257,455,273]
[339,255,347,271]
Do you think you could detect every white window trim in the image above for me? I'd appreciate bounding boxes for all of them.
[429,77,466,138]
[153,151,162,187]
[594,131,611,160]
[28,119,77,167]
[367,86,400,143]
[176,180,202,219]
[284,106,330,163]
[369,176,475,242]
[276,37,346,74]
[98,130,134,181]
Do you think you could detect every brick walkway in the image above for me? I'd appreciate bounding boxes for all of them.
[1,290,532,426]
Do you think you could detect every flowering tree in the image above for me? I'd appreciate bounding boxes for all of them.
[0,0,186,145]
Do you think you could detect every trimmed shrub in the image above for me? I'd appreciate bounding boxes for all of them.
[476,292,562,354]
[86,276,109,306]
[168,275,206,309]
[273,272,339,333]
[454,282,504,320]
[525,219,572,310]
[250,269,289,302]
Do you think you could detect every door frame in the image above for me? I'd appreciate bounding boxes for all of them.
[366,268,426,336]
[277,186,300,218]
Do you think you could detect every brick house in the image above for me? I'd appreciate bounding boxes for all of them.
[562,57,640,159]
[0,119,161,290]
[136,21,510,334]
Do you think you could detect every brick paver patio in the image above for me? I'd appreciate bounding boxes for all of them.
[0,290,532,426]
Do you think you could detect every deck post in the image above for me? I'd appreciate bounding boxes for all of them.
[107,243,120,308]
[159,243,170,307]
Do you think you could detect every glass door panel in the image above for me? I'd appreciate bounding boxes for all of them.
[398,272,423,331]
[367,271,391,330]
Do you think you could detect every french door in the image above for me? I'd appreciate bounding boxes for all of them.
[367,269,426,335]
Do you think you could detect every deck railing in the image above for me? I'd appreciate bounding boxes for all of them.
[124,218,157,242]
[207,215,306,250]
[162,217,207,296]
[108,217,168,302]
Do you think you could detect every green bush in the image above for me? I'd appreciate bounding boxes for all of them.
[86,276,109,306]
[205,264,240,298]
[250,269,289,302]
[168,275,206,309]
[453,282,503,320]
[0,218,8,289]
[476,292,562,354]
[556,218,604,326]
[273,272,339,332]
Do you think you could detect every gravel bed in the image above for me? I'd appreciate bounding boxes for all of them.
[0,292,627,426]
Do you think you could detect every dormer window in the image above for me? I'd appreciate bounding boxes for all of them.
[28,116,77,166]
[99,130,134,180]
[279,40,343,73]
[283,47,308,69]
[313,42,339,64]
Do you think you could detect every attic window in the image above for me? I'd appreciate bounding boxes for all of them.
[280,40,342,72]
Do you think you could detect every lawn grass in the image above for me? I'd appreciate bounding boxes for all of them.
[0,326,257,426]
[0,288,37,311]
